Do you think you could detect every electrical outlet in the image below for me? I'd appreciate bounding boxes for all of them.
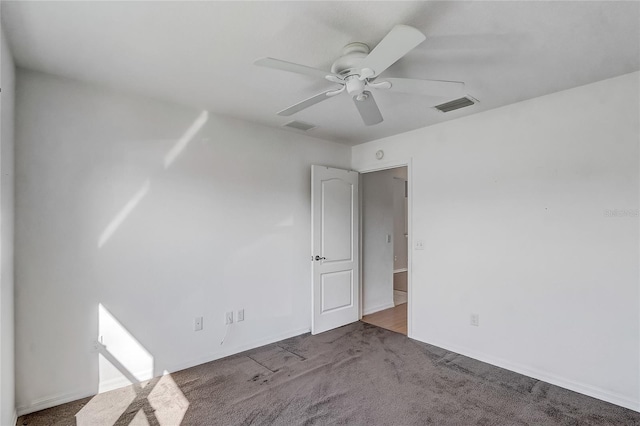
[194,316,203,331]
[415,240,425,250]
[237,309,244,322]
[225,311,233,325]
[470,313,479,327]
[91,336,104,353]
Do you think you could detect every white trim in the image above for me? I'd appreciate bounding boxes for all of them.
[417,336,640,413]
[393,268,408,273]
[355,158,413,337]
[17,388,96,417]
[96,369,154,394]
[362,301,396,316]
[356,159,410,175]
[358,172,363,320]
[16,327,310,417]
[12,410,17,426]
[165,327,310,374]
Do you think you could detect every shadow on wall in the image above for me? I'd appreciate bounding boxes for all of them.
[69,108,301,424]
[76,112,210,424]
[98,110,209,249]
[91,107,298,326]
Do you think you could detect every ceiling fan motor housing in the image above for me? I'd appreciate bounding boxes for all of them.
[331,42,370,76]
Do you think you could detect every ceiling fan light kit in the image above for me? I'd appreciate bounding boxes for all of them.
[255,24,467,126]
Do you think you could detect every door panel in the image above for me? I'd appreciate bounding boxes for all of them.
[311,165,359,334]
[321,270,353,313]
[321,179,353,262]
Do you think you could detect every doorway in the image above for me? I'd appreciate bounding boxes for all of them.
[360,166,409,335]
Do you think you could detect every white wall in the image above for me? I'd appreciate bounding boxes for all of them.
[353,72,640,411]
[392,173,408,271]
[362,169,395,314]
[0,26,16,426]
[14,70,351,414]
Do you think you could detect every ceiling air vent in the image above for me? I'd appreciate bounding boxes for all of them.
[434,96,477,113]
[283,120,316,131]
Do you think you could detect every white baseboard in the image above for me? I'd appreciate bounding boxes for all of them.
[16,388,96,417]
[96,368,155,394]
[163,327,310,375]
[16,327,311,417]
[415,336,640,413]
[362,301,395,316]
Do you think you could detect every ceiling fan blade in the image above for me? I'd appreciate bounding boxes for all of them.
[384,77,465,98]
[255,57,332,80]
[277,90,336,116]
[353,92,383,126]
[357,25,426,77]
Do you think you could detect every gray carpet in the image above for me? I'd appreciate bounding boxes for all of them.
[18,322,640,425]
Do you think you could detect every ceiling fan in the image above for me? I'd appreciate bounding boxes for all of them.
[254,25,466,126]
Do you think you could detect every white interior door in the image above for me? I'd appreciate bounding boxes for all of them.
[311,165,359,335]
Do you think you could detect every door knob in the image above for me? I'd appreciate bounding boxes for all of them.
[315,255,326,261]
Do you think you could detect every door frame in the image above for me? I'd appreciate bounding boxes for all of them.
[356,158,413,338]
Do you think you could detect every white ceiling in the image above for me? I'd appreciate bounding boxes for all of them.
[2,1,639,145]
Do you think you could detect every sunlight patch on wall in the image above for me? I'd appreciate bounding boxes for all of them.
[79,306,189,425]
[98,303,154,393]
[98,179,150,248]
[164,110,209,168]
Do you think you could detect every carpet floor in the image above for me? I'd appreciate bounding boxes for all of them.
[18,322,640,425]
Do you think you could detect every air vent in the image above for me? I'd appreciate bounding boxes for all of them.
[283,120,316,131]
[435,96,477,113]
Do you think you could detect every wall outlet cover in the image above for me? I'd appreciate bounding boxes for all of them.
[194,316,203,331]
[470,313,480,327]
